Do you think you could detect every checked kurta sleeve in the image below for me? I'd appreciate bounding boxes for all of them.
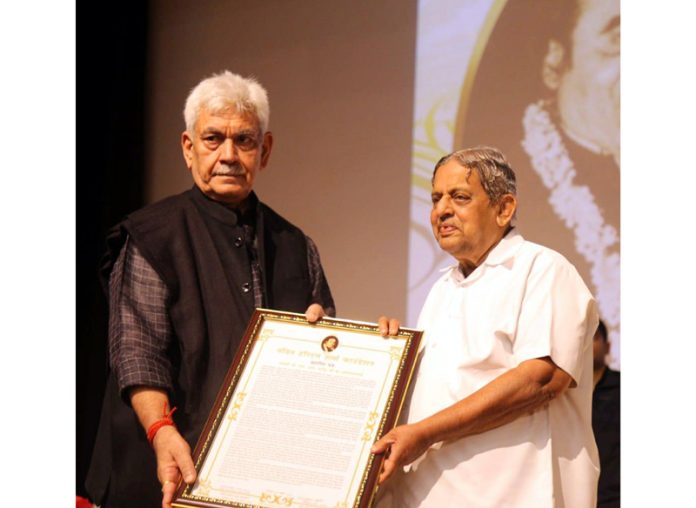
[108,238,174,401]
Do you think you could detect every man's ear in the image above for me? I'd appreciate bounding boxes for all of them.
[542,39,566,91]
[260,131,274,170]
[496,194,517,227]
[181,131,194,170]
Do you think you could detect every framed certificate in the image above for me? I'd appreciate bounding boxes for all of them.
[173,309,422,508]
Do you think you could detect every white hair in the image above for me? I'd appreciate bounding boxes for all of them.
[183,70,270,134]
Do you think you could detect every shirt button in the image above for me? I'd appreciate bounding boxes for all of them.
[234,236,244,247]
[242,282,251,293]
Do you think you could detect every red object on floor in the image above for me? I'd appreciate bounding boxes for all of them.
[76,495,92,508]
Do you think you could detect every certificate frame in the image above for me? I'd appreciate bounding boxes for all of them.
[172,309,422,508]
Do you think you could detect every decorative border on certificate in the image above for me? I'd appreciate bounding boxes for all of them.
[173,309,422,508]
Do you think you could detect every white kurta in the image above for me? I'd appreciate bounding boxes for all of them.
[379,231,599,508]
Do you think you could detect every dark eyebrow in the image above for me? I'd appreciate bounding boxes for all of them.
[200,127,259,137]
[602,15,620,34]
[200,127,224,136]
[431,187,469,198]
[234,129,260,137]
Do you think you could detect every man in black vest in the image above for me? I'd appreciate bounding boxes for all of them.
[86,71,337,508]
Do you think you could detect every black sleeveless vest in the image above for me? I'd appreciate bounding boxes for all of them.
[86,188,313,506]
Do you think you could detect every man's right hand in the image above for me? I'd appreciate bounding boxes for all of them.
[377,316,400,337]
[371,422,430,484]
[152,425,197,508]
[130,388,197,508]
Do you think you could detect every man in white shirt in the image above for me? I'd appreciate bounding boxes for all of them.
[372,146,599,507]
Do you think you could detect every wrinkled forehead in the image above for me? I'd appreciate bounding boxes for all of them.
[432,161,479,189]
[195,107,261,132]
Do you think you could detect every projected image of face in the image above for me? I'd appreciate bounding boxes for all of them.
[547,0,620,162]
[446,0,622,364]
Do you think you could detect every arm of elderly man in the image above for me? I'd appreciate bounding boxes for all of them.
[109,237,335,507]
[372,356,571,483]
[373,249,598,483]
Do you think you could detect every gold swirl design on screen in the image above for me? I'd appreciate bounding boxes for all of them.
[452,0,508,144]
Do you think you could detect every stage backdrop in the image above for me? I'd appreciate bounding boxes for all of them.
[144,0,417,325]
[144,0,619,368]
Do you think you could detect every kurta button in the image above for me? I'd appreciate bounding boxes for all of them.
[242,282,251,292]
[234,236,243,247]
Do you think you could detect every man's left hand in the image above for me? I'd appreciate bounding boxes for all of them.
[305,303,326,323]
[377,316,400,337]
[371,423,430,484]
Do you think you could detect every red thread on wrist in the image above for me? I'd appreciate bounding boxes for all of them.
[147,402,178,446]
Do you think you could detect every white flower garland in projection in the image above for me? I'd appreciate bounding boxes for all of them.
[521,100,620,335]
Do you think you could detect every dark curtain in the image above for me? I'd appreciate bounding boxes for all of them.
[76,1,149,497]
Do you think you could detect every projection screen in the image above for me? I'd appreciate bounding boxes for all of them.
[407,0,620,367]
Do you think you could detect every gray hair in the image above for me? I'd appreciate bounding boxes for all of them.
[183,70,270,134]
[433,146,517,204]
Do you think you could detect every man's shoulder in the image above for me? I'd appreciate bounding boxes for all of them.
[100,191,194,291]
[516,236,579,272]
[594,368,620,402]
[116,190,198,271]
[605,368,621,387]
[126,190,194,230]
[514,236,594,298]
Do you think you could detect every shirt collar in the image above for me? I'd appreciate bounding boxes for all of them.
[442,228,524,283]
[189,185,259,227]
[482,227,523,266]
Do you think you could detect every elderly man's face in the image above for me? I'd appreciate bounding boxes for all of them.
[182,109,273,206]
[549,0,620,161]
[430,161,515,274]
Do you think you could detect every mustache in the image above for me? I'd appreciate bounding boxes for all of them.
[213,163,245,176]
